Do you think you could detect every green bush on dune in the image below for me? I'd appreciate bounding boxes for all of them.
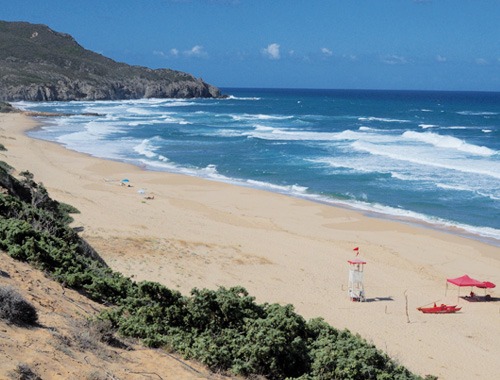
[0,161,436,380]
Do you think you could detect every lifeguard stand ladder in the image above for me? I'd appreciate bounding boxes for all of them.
[348,257,366,302]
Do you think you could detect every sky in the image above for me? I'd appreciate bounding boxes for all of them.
[2,0,499,92]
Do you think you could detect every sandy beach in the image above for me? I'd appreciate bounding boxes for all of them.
[1,112,499,380]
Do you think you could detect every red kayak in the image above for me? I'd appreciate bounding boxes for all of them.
[417,303,461,314]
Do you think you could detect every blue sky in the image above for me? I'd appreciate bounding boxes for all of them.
[2,0,499,91]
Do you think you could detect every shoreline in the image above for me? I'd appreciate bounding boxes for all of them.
[1,112,499,379]
[295,192,500,250]
[23,111,500,249]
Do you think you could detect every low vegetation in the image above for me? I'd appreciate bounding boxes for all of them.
[8,363,42,380]
[0,285,38,326]
[0,161,436,379]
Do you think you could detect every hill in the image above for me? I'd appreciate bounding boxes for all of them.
[0,253,236,380]
[0,21,223,101]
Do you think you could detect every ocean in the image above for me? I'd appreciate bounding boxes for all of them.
[14,88,500,246]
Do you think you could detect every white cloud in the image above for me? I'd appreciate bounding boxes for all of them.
[475,58,488,65]
[321,48,333,57]
[184,45,208,58]
[262,43,281,60]
[436,55,447,62]
[381,55,408,65]
[153,49,181,58]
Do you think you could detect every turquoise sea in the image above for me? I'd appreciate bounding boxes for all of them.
[15,88,500,246]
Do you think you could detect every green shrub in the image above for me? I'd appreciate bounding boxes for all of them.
[184,286,262,333]
[0,160,13,172]
[231,303,310,378]
[51,201,80,225]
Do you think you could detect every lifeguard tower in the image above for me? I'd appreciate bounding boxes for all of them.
[348,256,366,302]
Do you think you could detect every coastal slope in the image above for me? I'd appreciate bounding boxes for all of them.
[0,253,234,380]
[0,20,223,101]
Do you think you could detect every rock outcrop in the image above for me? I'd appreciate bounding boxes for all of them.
[0,21,224,101]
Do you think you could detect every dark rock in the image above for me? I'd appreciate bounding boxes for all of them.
[0,101,20,113]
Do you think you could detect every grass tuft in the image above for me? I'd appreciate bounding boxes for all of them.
[0,286,38,326]
[8,363,42,380]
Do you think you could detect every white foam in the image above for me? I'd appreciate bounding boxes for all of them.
[248,126,375,142]
[83,103,131,115]
[253,124,275,132]
[226,95,261,101]
[161,101,197,107]
[419,124,437,129]
[358,116,410,123]
[138,159,233,182]
[214,129,246,137]
[55,133,138,161]
[246,180,308,194]
[436,183,500,201]
[133,139,159,159]
[402,131,496,157]
[457,111,498,116]
[352,140,500,179]
[436,183,471,192]
[231,113,294,122]
[133,157,310,200]
[201,164,219,176]
[390,172,420,181]
[162,115,189,124]
[126,107,156,115]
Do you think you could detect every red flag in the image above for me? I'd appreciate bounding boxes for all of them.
[353,247,359,256]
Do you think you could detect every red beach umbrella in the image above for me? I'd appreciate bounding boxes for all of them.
[447,274,484,287]
[480,281,496,289]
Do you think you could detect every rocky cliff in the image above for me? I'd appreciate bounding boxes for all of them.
[0,21,223,101]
